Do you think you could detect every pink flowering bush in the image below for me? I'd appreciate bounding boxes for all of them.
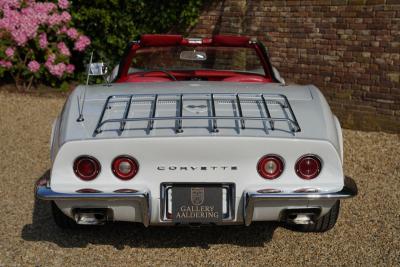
[0,0,90,90]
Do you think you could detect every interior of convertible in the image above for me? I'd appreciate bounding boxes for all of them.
[115,35,276,83]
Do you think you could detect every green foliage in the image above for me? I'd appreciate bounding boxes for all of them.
[70,0,203,67]
[59,81,70,91]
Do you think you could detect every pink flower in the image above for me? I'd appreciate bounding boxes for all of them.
[0,60,12,68]
[38,33,48,49]
[0,0,20,10]
[32,3,56,23]
[45,55,66,77]
[60,11,71,22]
[74,35,90,51]
[57,42,71,56]
[58,0,69,9]
[46,62,66,78]
[33,2,56,15]
[5,47,15,57]
[47,14,63,26]
[66,63,75,74]
[66,27,78,40]
[0,3,42,46]
[46,54,56,65]
[59,26,68,34]
[11,32,29,46]
[28,60,40,72]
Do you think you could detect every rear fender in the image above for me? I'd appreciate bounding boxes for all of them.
[50,117,60,163]
[333,115,344,163]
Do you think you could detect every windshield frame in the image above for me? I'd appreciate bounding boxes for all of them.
[115,35,279,83]
[128,46,267,75]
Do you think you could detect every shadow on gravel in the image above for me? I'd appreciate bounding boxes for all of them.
[22,171,277,249]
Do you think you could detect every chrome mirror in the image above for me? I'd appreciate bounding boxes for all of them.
[88,62,108,76]
[85,52,111,86]
[180,50,207,61]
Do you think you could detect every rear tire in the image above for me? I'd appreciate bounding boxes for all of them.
[289,201,340,232]
[51,201,79,229]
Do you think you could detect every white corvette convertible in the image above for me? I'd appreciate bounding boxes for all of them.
[35,34,357,232]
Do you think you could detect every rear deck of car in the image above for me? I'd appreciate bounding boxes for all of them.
[62,81,339,144]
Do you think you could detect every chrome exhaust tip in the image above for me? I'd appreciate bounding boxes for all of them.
[73,208,111,225]
[289,214,313,225]
[74,212,106,225]
[280,208,321,225]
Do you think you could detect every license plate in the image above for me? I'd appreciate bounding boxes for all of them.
[172,185,222,223]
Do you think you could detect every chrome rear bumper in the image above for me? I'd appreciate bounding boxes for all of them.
[35,176,357,227]
[35,176,151,227]
[243,176,358,226]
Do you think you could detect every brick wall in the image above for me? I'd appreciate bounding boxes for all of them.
[188,0,400,132]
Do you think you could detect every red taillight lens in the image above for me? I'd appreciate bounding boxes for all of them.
[73,156,100,181]
[112,156,139,180]
[295,155,322,179]
[257,155,284,179]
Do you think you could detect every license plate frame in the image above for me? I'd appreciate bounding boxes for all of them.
[172,185,223,223]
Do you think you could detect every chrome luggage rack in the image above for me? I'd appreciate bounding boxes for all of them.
[93,93,301,135]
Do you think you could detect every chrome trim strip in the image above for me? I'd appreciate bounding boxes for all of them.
[35,177,151,227]
[257,188,282,193]
[243,176,358,226]
[293,188,319,193]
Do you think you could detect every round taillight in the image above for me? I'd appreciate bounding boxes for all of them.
[112,156,139,180]
[295,155,322,180]
[257,155,284,179]
[73,156,101,181]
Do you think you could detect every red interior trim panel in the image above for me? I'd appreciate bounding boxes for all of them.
[212,35,251,47]
[140,34,183,47]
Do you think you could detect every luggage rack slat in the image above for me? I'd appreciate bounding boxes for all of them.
[119,95,133,133]
[93,93,301,135]
[210,94,218,133]
[94,95,113,134]
[236,94,245,129]
[261,94,274,130]
[148,94,158,131]
[281,94,300,132]
[176,94,183,133]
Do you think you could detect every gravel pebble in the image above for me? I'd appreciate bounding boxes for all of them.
[0,91,399,266]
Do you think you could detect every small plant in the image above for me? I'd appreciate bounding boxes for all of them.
[0,0,90,90]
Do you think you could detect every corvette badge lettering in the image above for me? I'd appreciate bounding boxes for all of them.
[157,166,238,171]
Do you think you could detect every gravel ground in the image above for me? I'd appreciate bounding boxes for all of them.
[0,91,399,266]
